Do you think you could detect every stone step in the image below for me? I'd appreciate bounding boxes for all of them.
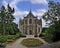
[26,35,34,38]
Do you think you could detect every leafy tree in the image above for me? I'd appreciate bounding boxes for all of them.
[6,4,15,34]
[0,5,6,35]
[0,4,19,35]
[12,23,20,34]
[43,21,60,42]
[42,1,60,42]
[43,1,60,25]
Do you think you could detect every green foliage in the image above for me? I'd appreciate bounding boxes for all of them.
[0,4,26,43]
[43,27,54,42]
[43,1,60,25]
[42,1,60,42]
[7,35,15,40]
[0,35,7,43]
[0,4,20,35]
[0,5,6,35]
[11,23,20,34]
[42,27,48,32]
[21,38,43,47]
[15,33,21,38]
[43,21,60,42]
[0,32,26,43]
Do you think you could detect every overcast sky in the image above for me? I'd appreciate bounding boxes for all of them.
[0,0,60,27]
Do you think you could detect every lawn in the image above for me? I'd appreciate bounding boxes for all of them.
[21,38,43,47]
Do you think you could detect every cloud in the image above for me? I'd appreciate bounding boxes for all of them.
[13,11,29,24]
[32,9,47,27]
[2,0,8,8]
[2,0,25,24]
[36,9,47,27]
[30,0,48,4]
[2,0,47,27]
[14,11,28,16]
[33,9,47,17]
[22,0,48,4]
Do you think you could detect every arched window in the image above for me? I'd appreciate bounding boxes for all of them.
[25,19,27,24]
[29,19,32,24]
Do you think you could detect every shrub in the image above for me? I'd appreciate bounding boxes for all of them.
[15,33,21,39]
[19,33,26,37]
[21,38,43,47]
[0,33,26,43]
[7,35,15,40]
[0,36,7,43]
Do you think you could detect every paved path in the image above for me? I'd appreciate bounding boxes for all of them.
[6,37,48,48]
[6,38,27,48]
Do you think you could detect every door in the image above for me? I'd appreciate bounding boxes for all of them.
[29,30,32,35]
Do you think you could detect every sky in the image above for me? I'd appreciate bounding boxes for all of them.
[0,0,60,27]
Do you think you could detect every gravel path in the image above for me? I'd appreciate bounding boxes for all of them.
[6,38,46,48]
[6,37,60,48]
[6,38,27,48]
[27,42,60,48]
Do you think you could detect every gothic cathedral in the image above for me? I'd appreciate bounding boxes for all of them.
[19,10,42,36]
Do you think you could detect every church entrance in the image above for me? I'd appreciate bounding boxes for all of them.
[29,30,32,35]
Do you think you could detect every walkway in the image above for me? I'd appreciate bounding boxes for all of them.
[6,38,27,48]
[6,37,48,48]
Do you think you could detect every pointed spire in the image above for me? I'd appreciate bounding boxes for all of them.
[29,2,32,14]
[30,2,31,12]
[29,8,32,14]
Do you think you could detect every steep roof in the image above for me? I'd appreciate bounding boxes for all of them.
[25,10,37,18]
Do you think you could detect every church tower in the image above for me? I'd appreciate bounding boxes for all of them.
[19,10,42,36]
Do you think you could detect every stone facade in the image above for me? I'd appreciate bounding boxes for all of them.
[19,11,42,36]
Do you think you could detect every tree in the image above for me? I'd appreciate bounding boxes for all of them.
[42,1,60,42]
[0,4,19,35]
[0,5,6,35]
[43,1,60,25]
[0,4,22,36]
[6,4,15,34]
[12,22,20,34]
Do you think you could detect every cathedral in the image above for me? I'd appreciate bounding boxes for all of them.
[19,10,42,36]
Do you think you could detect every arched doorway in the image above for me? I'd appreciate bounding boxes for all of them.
[29,30,32,35]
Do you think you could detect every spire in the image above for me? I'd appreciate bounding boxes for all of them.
[29,2,32,14]
[29,8,32,14]
[26,3,36,17]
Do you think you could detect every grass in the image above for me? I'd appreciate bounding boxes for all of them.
[21,38,43,47]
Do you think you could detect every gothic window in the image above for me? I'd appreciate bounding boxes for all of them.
[25,19,27,24]
[25,29,27,34]
[38,28,40,32]
[29,19,32,24]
